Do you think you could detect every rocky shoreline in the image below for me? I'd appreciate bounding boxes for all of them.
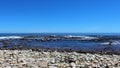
[0,50,120,68]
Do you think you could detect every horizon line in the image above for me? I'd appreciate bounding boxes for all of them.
[0,32,120,34]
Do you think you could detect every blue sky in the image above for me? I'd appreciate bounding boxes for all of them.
[0,0,120,33]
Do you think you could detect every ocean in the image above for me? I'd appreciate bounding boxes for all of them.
[0,33,120,54]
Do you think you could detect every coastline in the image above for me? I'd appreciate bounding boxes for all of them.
[0,34,120,55]
[0,49,120,68]
[0,34,120,67]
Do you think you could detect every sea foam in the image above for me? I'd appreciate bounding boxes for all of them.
[0,36,23,40]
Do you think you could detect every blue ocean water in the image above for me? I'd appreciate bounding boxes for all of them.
[0,33,120,53]
[0,33,120,36]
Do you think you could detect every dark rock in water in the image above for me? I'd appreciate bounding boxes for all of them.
[108,41,113,45]
[2,45,9,48]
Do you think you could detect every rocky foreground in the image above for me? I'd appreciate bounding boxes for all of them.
[0,50,120,68]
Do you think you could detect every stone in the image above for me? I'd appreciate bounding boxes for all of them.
[70,62,76,68]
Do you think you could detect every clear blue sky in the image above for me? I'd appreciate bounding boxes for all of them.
[0,0,120,33]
